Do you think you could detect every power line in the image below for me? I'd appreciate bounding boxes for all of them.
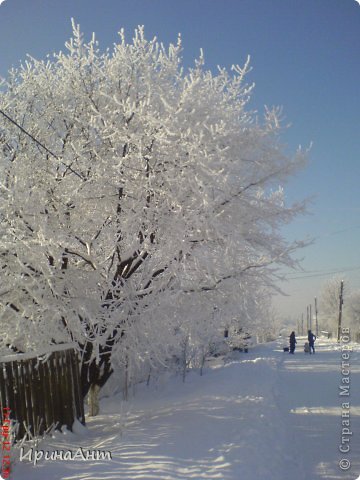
[0,108,84,180]
[0,108,59,159]
[286,265,360,280]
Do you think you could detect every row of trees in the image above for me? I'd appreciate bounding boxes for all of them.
[0,22,306,410]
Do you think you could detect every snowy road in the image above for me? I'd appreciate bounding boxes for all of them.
[276,338,360,480]
[13,338,360,480]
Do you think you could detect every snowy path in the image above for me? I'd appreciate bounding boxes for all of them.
[276,338,360,480]
[13,339,360,480]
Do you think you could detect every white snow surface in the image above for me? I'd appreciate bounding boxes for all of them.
[13,338,360,479]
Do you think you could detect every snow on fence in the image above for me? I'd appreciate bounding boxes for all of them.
[0,345,85,440]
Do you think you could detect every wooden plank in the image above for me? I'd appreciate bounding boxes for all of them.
[68,350,80,424]
[17,361,29,439]
[10,360,24,439]
[70,350,85,425]
[51,352,62,430]
[0,364,7,418]
[23,360,36,436]
[4,363,15,421]
[38,359,52,432]
[30,358,44,436]
[60,350,73,430]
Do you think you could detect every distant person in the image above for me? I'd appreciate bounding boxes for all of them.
[289,331,297,354]
[308,330,316,354]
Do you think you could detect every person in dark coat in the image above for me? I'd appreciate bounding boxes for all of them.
[308,330,316,354]
[289,331,297,354]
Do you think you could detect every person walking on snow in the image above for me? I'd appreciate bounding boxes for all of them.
[308,330,316,354]
[289,331,297,354]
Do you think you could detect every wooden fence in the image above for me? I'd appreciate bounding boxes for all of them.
[0,345,85,440]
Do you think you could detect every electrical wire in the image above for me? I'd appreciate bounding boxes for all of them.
[286,265,360,280]
[0,108,59,159]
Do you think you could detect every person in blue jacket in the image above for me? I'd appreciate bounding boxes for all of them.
[308,330,316,354]
[289,331,297,354]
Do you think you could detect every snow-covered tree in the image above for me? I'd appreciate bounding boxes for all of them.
[0,21,306,406]
[345,289,360,337]
[319,276,344,334]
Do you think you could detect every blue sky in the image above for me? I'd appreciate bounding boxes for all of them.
[0,0,359,320]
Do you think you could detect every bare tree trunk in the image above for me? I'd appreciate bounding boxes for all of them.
[146,366,152,386]
[123,354,129,401]
[200,352,206,376]
[87,384,100,417]
[80,342,113,401]
[182,336,189,383]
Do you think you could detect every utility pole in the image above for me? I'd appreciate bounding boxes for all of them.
[309,304,312,331]
[337,280,344,342]
[301,313,304,335]
[307,305,309,331]
[315,297,319,337]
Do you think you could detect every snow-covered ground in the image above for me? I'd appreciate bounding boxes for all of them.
[12,337,360,480]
